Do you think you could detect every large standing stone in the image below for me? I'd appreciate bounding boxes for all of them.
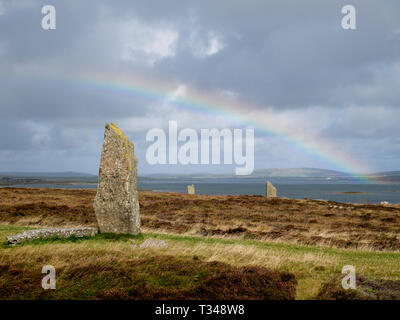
[187,184,195,195]
[94,123,141,234]
[266,181,277,198]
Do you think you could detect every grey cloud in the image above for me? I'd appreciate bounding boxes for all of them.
[0,0,399,173]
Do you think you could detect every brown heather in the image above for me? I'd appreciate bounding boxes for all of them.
[1,187,400,300]
[1,187,400,251]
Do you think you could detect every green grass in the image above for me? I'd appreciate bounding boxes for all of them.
[17,232,144,246]
[147,231,399,257]
[1,225,144,248]
[1,224,400,299]
[0,224,37,234]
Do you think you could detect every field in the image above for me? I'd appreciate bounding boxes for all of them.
[1,187,400,299]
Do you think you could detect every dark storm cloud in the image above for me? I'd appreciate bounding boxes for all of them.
[0,0,399,172]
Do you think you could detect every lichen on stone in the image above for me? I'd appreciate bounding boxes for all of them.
[7,227,98,245]
[109,123,134,148]
[94,123,141,235]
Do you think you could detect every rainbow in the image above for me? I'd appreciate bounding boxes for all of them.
[45,70,377,182]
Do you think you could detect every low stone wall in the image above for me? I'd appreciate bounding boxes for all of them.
[7,227,98,245]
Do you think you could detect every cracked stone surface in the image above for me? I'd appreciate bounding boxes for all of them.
[7,227,98,245]
[93,123,141,234]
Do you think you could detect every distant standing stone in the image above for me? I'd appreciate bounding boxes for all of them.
[266,181,277,198]
[93,123,141,234]
[187,184,195,195]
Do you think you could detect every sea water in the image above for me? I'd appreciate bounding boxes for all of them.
[8,178,400,204]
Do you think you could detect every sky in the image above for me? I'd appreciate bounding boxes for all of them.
[0,0,399,175]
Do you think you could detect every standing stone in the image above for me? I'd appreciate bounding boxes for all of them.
[93,123,141,234]
[266,181,277,198]
[187,184,195,195]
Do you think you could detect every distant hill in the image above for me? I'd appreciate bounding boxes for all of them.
[141,168,350,179]
[0,172,98,186]
[369,171,400,177]
[366,171,400,182]
[1,169,399,182]
[141,168,400,181]
[0,172,96,178]
[246,168,346,178]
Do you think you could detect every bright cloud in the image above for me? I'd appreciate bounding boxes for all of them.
[120,20,179,66]
[189,30,224,58]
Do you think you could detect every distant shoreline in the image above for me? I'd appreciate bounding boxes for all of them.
[1,183,400,205]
